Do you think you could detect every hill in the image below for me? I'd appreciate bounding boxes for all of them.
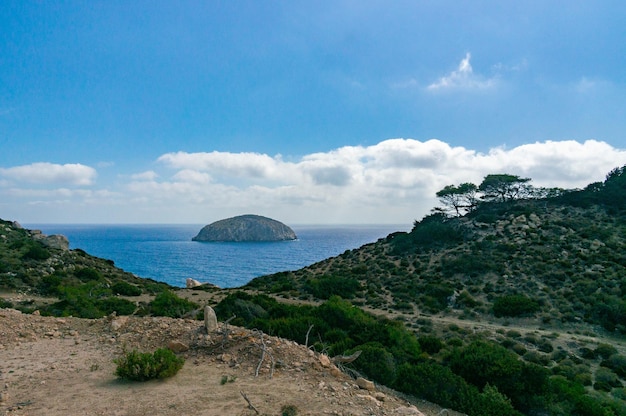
[192,215,297,242]
[239,166,626,415]
[2,166,626,415]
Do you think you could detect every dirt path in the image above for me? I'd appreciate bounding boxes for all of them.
[0,308,456,416]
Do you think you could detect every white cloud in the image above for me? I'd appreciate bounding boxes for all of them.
[428,53,498,91]
[0,163,97,186]
[131,171,159,181]
[157,151,291,181]
[3,139,626,224]
[574,77,611,93]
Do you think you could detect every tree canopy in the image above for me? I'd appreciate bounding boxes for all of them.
[478,174,532,203]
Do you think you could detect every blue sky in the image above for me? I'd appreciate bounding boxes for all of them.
[1,1,626,224]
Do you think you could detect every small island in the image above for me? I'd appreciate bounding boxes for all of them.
[192,214,297,242]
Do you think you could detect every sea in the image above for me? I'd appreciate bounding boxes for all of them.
[26,224,409,288]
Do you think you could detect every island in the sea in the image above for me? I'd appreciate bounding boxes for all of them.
[192,214,297,242]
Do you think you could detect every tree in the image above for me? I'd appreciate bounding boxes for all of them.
[436,183,479,216]
[478,174,532,202]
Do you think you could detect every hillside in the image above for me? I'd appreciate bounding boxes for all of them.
[247,169,626,332]
[2,166,626,415]
[239,167,626,415]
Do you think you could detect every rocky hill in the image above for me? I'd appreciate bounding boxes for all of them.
[192,215,297,242]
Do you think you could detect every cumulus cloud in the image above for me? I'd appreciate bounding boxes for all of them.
[428,53,498,91]
[157,151,290,181]
[0,162,97,186]
[119,138,626,223]
[3,139,626,224]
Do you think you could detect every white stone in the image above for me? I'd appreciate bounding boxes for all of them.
[204,305,218,332]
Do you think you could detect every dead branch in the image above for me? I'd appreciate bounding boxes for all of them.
[253,330,275,378]
[332,350,362,364]
[239,391,259,415]
[305,323,314,348]
[220,314,236,349]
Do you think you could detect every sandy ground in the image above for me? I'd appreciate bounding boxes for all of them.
[0,308,459,416]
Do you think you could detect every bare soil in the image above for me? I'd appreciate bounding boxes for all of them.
[0,308,459,416]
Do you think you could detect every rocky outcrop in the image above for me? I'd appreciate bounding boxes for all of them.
[30,229,70,250]
[192,214,297,242]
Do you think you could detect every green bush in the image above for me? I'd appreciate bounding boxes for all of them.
[22,243,51,260]
[38,274,63,295]
[493,294,539,317]
[114,348,184,381]
[281,404,298,416]
[595,344,619,360]
[75,267,102,282]
[306,275,360,299]
[594,368,622,391]
[149,290,198,318]
[97,297,136,315]
[348,342,396,386]
[111,281,142,296]
[602,354,626,378]
[418,335,444,355]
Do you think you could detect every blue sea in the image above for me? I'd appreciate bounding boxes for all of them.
[27,224,408,288]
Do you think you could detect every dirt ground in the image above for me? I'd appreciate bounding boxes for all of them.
[0,308,460,416]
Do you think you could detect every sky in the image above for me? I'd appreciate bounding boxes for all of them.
[1,1,626,225]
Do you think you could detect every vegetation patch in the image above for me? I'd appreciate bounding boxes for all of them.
[114,348,184,381]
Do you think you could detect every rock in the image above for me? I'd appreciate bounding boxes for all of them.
[204,305,218,332]
[393,405,426,415]
[319,354,331,368]
[192,214,297,242]
[374,392,386,401]
[356,377,375,391]
[329,366,342,377]
[186,278,202,288]
[110,316,129,331]
[31,231,70,250]
[167,340,189,353]
[43,234,70,250]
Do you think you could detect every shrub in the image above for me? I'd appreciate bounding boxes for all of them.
[493,294,539,317]
[349,342,397,386]
[594,368,622,392]
[306,275,360,299]
[595,343,618,360]
[22,243,51,260]
[114,348,184,381]
[418,335,444,355]
[281,405,298,416]
[38,274,63,296]
[601,354,626,378]
[75,267,102,282]
[97,297,136,315]
[111,281,142,296]
[149,290,198,318]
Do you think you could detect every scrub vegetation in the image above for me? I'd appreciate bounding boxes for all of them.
[2,166,626,415]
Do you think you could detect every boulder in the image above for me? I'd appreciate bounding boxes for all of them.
[356,377,376,391]
[186,278,202,288]
[31,231,70,250]
[192,214,297,242]
[167,340,189,353]
[204,305,218,332]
